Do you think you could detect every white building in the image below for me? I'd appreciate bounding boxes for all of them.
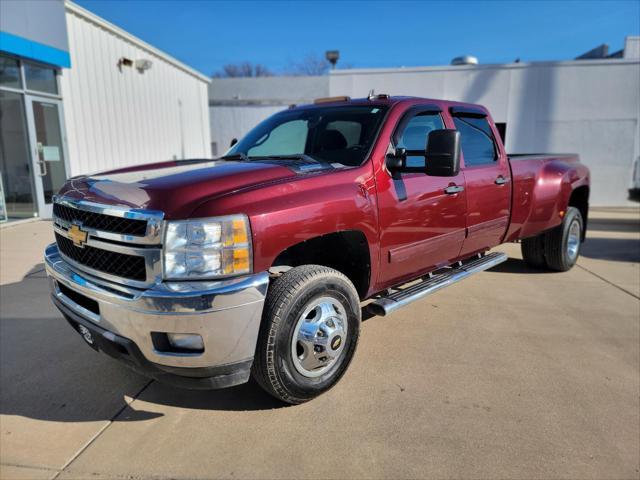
[210,38,640,206]
[208,76,327,157]
[0,0,211,221]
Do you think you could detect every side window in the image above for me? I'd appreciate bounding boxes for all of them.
[397,112,444,167]
[325,120,362,147]
[247,119,307,156]
[452,116,497,166]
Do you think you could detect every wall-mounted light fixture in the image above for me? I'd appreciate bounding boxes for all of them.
[135,59,153,73]
[117,57,133,71]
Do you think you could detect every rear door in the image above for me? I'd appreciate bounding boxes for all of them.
[452,107,511,256]
[376,106,467,287]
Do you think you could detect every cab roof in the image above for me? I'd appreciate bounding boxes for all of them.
[292,95,488,114]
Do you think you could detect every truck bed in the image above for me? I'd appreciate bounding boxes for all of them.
[508,153,579,161]
[505,153,582,241]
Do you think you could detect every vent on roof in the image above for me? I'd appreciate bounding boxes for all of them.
[451,56,479,66]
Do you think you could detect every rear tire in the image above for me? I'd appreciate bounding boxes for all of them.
[521,235,546,269]
[543,206,583,272]
[252,265,361,404]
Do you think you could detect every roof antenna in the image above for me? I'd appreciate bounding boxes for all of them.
[368,89,375,100]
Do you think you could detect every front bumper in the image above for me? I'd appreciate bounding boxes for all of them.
[44,243,269,389]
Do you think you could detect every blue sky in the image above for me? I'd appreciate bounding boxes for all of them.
[76,0,640,76]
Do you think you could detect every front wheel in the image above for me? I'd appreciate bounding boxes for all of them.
[252,265,361,404]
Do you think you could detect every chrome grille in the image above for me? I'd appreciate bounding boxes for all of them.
[53,203,147,236]
[55,233,147,281]
[52,197,164,288]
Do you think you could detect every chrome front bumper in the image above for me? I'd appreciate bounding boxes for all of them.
[45,243,269,387]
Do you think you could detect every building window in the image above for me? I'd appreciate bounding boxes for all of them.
[211,142,218,157]
[0,55,21,89]
[24,61,58,95]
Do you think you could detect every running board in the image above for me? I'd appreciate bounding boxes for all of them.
[367,252,508,317]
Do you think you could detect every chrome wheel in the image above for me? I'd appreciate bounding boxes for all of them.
[291,296,348,378]
[566,219,581,261]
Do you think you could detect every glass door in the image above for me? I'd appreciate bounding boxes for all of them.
[0,91,38,220]
[25,96,69,217]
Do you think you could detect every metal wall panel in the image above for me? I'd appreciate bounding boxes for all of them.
[59,4,211,177]
[329,59,640,206]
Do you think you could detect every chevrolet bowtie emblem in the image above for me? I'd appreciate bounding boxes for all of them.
[68,224,88,247]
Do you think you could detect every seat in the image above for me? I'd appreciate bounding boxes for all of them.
[317,130,348,151]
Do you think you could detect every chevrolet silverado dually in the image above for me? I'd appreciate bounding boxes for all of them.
[45,95,590,404]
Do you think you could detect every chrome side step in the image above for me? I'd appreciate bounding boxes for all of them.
[367,252,508,317]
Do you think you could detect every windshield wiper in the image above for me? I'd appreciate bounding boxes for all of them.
[248,154,322,164]
[219,152,249,161]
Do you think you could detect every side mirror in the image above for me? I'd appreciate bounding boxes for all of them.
[385,148,408,179]
[385,147,406,169]
[230,138,238,147]
[425,129,460,177]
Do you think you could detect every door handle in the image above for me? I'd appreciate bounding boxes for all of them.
[495,176,509,185]
[37,159,47,177]
[444,185,464,194]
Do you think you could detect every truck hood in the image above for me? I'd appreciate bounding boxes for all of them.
[57,159,300,218]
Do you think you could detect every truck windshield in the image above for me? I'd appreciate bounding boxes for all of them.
[225,105,388,167]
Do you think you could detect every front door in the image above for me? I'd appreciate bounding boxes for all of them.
[375,107,467,289]
[25,96,69,217]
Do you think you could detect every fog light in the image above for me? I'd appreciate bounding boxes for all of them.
[167,333,204,351]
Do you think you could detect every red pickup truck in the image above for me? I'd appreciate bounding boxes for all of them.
[45,96,590,404]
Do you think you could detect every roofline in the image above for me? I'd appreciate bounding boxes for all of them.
[330,58,640,76]
[288,96,411,110]
[65,0,210,83]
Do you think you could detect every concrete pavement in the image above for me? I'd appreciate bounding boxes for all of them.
[0,209,638,479]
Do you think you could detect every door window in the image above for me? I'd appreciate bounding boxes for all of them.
[453,116,497,166]
[397,112,444,167]
[0,91,37,218]
[31,100,67,203]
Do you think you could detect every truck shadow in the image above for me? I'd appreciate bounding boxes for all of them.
[588,218,640,233]
[0,269,291,425]
[580,237,640,263]
[489,258,553,274]
[491,236,640,273]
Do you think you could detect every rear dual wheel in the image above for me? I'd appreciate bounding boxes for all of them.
[521,206,584,272]
[252,265,361,404]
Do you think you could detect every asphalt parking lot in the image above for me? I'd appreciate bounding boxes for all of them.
[1,208,639,480]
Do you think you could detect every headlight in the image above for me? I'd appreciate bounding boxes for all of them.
[163,215,251,280]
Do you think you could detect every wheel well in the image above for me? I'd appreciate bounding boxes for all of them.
[271,231,371,299]
[568,186,589,240]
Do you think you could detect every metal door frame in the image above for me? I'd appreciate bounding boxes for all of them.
[24,95,71,218]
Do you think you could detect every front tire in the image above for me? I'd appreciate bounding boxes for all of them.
[252,265,361,404]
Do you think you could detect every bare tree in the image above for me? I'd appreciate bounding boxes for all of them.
[213,62,273,78]
[287,53,331,76]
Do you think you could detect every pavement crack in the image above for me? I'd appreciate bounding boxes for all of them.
[50,379,154,480]
[0,461,59,472]
[576,264,640,300]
